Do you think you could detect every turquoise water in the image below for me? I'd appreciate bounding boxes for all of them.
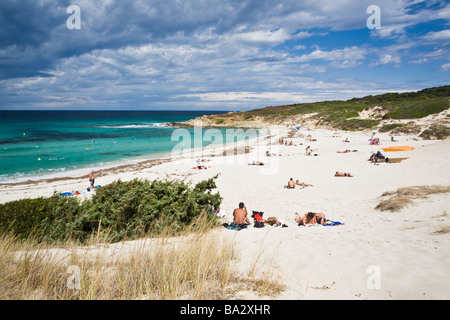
[0,110,254,183]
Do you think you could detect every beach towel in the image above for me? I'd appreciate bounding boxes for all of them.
[223,222,248,231]
[60,191,86,196]
[323,220,344,226]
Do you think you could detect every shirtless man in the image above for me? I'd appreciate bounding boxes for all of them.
[233,202,250,226]
[286,178,296,189]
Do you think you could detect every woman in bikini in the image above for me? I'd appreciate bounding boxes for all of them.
[295,212,327,225]
[334,171,353,177]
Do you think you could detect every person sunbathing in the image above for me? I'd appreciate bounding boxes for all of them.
[285,178,296,188]
[305,145,311,156]
[295,212,327,225]
[334,171,353,177]
[233,202,250,226]
[296,180,313,187]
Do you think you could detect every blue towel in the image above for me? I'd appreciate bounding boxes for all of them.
[323,220,343,226]
[225,222,248,231]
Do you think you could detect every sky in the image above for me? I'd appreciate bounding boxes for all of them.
[0,0,449,111]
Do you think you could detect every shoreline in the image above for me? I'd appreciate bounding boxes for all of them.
[0,125,283,202]
[0,124,275,188]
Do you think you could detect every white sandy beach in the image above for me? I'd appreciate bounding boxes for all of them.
[1,124,449,300]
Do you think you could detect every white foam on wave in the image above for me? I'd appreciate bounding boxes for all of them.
[98,123,172,129]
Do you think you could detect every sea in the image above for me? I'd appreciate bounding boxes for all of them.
[0,110,258,184]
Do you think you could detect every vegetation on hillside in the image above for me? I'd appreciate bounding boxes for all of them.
[242,85,449,130]
[182,86,449,134]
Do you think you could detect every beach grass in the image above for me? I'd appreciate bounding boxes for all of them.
[375,185,450,212]
[0,212,284,300]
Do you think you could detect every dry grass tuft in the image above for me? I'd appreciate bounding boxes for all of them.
[432,211,450,234]
[375,185,450,212]
[0,213,285,300]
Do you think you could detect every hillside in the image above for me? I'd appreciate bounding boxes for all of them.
[175,85,450,139]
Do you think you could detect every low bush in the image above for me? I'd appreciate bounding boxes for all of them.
[338,119,380,131]
[379,123,403,133]
[0,176,222,244]
[0,197,55,240]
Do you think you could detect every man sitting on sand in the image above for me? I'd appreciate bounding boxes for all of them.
[233,202,251,227]
[285,178,296,189]
[334,171,353,177]
[295,212,327,226]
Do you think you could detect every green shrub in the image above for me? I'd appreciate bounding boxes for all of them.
[215,118,225,125]
[379,123,403,133]
[339,119,379,131]
[0,176,222,244]
[0,197,54,240]
[383,98,449,119]
[419,125,450,140]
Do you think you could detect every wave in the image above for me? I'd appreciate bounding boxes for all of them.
[0,167,67,184]
[98,123,172,129]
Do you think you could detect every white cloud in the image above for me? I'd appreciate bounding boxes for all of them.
[441,63,450,71]
[231,28,292,46]
[371,53,401,67]
[422,29,450,41]
[293,46,367,64]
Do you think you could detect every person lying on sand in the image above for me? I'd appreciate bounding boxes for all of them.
[233,202,251,227]
[334,171,353,177]
[337,149,358,153]
[368,151,389,163]
[295,212,327,226]
[296,180,313,187]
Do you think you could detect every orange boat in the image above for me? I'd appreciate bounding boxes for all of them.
[382,146,415,152]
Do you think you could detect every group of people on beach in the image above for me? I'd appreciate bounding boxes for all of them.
[230,201,328,229]
[285,178,313,188]
[226,129,361,230]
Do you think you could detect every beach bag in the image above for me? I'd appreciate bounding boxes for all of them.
[252,210,264,219]
[254,221,265,228]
